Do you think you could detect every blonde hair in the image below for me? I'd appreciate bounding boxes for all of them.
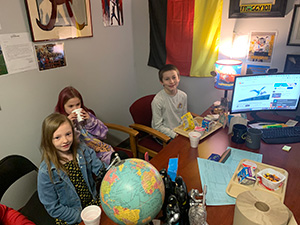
[40,113,78,179]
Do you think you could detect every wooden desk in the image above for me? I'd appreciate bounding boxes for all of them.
[82,111,300,224]
[150,127,300,224]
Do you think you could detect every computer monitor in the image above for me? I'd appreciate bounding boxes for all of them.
[230,73,300,123]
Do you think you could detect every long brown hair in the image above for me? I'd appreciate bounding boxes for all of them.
[40,113,78,179]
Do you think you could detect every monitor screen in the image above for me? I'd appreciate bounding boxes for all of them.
[230,73,300,114]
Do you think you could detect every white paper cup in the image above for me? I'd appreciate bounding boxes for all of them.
[72,108,84,122]
[188,131,201,148]
[81,205,101,225]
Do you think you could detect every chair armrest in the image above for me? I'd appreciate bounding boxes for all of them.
[191,112,200,118]
[129,123,171,144]
[104,123,139,158]
[104,123,139,136]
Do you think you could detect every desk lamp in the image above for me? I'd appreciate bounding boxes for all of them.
[213,59,243,111]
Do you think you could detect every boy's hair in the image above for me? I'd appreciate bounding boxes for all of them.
[158,64,180,82]
[40,113,78,179]
[54,86,94,115]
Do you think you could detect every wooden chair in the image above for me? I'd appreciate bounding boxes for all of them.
[87,109,139,159]
[129,95,171,158]
[104,123,139,158]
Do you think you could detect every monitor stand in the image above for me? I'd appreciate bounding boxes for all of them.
[248,112,287,124]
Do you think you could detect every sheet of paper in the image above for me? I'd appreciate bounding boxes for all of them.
[0,32,37,75]
[286,119,298,127]
[248,122,273,129]
[224,147,263,174]
[197,158,236,205]
[197,147,263,206]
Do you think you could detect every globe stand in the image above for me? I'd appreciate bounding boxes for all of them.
[106,153,122,171]
[98,153,123,183]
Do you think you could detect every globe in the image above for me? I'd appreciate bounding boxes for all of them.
[100,158,165,225]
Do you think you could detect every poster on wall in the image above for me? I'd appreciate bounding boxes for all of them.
[102,0,124,27]
[247,31,276,63]
[229,0,287,18]
[0,45,8,76]
[35,43,66,71]
[246,64,270,74]
[287,5,300,46]
[25,0,93,42]
[0,32,37,75]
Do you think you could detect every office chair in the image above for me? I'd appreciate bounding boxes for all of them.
[0,155,55,225]
[129,95,171,158]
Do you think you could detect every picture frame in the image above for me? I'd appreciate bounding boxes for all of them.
[35,42,66,71]
[287,5,300,46]
[25,0,93,42]
[247,31,276,63]
[246,64,270,74]
[229,0,287,18]
[284,54,300,72]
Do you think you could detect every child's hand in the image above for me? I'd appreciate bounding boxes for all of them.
[81,109,90,120]
[68,113,77,122]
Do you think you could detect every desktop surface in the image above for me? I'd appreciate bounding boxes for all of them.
[150,124,300,224]
[80,109,300,225]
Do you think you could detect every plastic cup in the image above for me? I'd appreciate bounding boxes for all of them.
[72,108,84,122]
[188,131,201,148]
[81,205,101,225]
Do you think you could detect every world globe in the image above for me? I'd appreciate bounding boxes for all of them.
[100,158,165,225]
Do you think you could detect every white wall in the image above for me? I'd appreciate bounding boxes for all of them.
[0,0,137,208]
[1,0,299,209]
[218,0,300,73]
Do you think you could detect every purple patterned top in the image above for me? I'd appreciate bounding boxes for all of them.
[74,112,114,166]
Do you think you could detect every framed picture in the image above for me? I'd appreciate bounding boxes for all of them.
[284,54,300,72]
[247,31,276,63]
[35,43,66,71]
[246,64,270,74]
[229,0,287,18]
[287,5,300,46]
[25,0,93,42]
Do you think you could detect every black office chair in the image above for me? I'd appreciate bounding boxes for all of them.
[0,155,55,225]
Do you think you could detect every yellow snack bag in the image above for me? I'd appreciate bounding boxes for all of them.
[181,112,195,131]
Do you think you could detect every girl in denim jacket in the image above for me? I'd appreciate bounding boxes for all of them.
[37,113,105,225]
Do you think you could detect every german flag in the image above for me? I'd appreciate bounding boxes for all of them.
[148,0,223,77]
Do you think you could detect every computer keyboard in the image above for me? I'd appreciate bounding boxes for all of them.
[261,126,300,144]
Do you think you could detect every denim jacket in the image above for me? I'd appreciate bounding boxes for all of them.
[37,143,105,224]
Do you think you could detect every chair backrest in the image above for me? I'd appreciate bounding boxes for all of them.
[129,94,155,127]
[0,155,56,224]
[0,155,38,201]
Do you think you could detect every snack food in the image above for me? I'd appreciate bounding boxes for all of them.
[237,166,256,185]
[263,173,281,182]
[181,112,195,131]
[242,160,257,170]
[257,168,286,190]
